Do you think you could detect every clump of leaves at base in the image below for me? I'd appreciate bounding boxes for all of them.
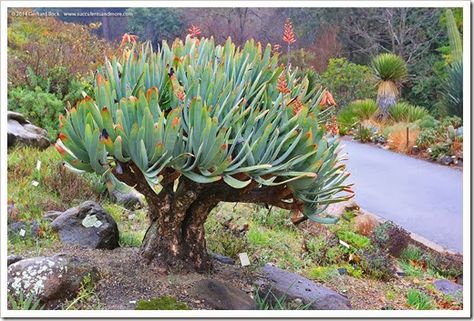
[136,296,189,310]
[254,287,312,310]
[406,289,434,310]
[7,290,44,310]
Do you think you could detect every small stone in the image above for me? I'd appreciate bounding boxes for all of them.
[111,189,144,210]
[337,268,347,275]
[212,254,235,265]
[43,211,62,222]
[189,279,255,310]
[7,255,23,266]
[293,298,303,305]
[438,155,454,166]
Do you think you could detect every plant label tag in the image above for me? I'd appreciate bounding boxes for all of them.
[82,214,98,228]
[36,160,42,171]
[31,180,39,187]
[339,240,350,248]
[238,253,250,267]
[93,220,103,228]
[19,229,26,237]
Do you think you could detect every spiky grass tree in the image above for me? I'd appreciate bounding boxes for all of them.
[371,53,407,119]
[55,36,353,272]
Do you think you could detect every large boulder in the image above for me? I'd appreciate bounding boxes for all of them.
[7,111,50,149]
[7,254,98,308]
[255,264,352,310]
[189,279,255,310]
[51,201,119,249]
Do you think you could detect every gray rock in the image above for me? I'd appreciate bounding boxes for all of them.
[213,254,235,265]
[337,268,347,276]
[111,189,144,210]
[438,155,454,166]
[51,201,119,249]
[8,220,41,238]
[43,210,63,222]
[189,279,255,310]
[256,263,352,310]
[433,279,462,300]
[7,111,50,150]
[7,255,23,266]
[9,221,26,234]
[7,254,98,308]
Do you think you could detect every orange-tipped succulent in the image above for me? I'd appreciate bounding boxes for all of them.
[55,141,66,155]
[319,89,337,108]
[120,33,138,47]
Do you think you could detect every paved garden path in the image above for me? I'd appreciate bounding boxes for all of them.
[341,139,463,253]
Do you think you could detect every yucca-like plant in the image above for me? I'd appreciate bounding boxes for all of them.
[371,53,408,118]
[55,36,353,271]
[389,102,429,123]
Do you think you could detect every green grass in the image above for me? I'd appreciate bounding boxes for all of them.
[406,289,434,310]
[7,290,44,310]
[119,231,145,247]
[63,273,103,310]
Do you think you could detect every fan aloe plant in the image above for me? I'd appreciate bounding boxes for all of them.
[55,36,353,271]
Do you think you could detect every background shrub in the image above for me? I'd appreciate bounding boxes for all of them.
[321,58,376,109]
[8,86,64,139]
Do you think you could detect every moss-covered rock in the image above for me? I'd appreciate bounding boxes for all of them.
[135,296,189,310]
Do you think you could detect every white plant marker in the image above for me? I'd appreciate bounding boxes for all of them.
[19,229,26,237]
[36,160,42,171]
[238,253,250,267]
[339,240,350,249]
[31,180,39,187]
